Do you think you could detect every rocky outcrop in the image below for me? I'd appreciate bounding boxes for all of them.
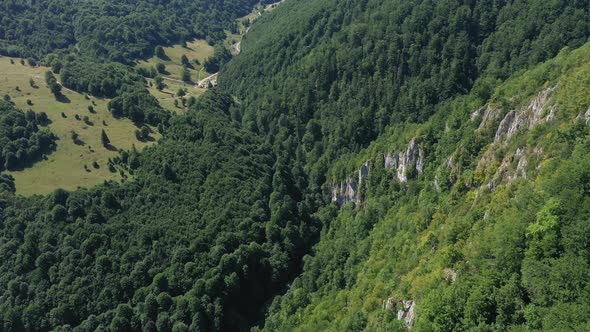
[384,138,425,183]
[383,298,416,329]
[494,85,558,142]
[397,300,416,329]
[383,297,396,311]
[330,138,425,206]
[442,268,458,283]
[330,161,370,206]
[471,105,501,131]
[576,106,590,122]
[331,178,359,206]
[483,146,544,191]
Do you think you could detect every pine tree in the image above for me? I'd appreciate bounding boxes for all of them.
[181,67,191,83]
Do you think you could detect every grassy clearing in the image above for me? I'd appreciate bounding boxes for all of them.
[0,56,158,196]
[136,39,214,81]
[136,39,213,112]
[145,77,207,113]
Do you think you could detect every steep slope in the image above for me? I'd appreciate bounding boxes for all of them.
[1,1,590,331]
[0,91,314,331]
[260,41,590,331]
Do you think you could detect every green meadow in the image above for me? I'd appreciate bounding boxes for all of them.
[0,57,158,195]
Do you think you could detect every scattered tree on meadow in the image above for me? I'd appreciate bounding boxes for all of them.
[45,71,61,96]
[181,54,190,67]
[181,67,191,82]
[155,76,165,90]
[156,63,166,74]
[155,45,166,59]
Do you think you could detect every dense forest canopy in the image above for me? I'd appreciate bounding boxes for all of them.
[222,0,590,161]
[1,0,590,331]
[0,91,317,331]
[0,0,257,62]
[0,101,55,172]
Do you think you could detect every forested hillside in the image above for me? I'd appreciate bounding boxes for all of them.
[260,38,590,332]
[0,91,316,331]
[0,0,256,61]
[1,0,590,331]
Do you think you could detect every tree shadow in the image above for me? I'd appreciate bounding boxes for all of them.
[55,94,71,103]
[74,138,85,146]
[136,135,156,143]
[105,143,118,151]
[158,54,171,61]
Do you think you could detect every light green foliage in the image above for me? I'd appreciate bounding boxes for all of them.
[260,40,590,332]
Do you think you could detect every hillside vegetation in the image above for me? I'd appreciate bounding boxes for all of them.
[1,0,590,331]
[261,39,590,332]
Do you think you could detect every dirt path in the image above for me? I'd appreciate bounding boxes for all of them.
[197,73,218,88]
[162,76,191,85]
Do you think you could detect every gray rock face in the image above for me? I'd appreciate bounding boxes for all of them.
[484,146,538,191]
[442,268,458,283]
[576,106,590,122]
[472,105,501,131]
[330,138,425,206]
[494,110,518,142]
[331,177,359,206]
[384,153,399,169]
[330,162,369,206]
[470,106,487,120]
[384,138,424,183]
[397,300,416,329]
[383,298,416,329]
[494,85,558,142]
[383,297,396,311]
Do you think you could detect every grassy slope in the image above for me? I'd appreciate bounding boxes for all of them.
[262,42,590,331]
[0,57,158,196]
[136,39,212,112]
